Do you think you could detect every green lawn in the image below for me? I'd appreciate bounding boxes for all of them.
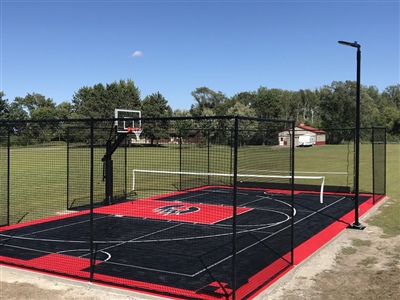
[0,143,397,226]
[367,144,399,237]
[384,144,400,197]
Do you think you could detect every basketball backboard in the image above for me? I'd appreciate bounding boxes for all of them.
[114,109,141,133]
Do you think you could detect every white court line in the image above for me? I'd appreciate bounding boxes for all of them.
[161,192,208,202]
[0,190,324,245]
[97,223,184,254]
[99,258,193,277]
[0,195,348,278]
[0,217,182,244]
[190,196,347,277]
[0,193,296,244]
[1,243,53,255]
[0,214,110,241]
[212,195,295,229]
[57,249,112,262]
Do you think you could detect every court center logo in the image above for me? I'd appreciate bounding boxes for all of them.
[154,204,200,216]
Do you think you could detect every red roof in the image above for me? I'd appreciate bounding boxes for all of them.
[296,123,326,134]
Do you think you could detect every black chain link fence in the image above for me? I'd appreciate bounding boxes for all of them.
[0,117,386,299]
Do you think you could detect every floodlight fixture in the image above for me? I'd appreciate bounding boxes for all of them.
[338,40,361,49]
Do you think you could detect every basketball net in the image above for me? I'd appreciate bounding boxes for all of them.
[127,127,142,141]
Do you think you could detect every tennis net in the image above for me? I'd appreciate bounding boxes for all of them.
[132,169,325,203]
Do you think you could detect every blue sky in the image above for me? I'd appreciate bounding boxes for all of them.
[1,0,399,110]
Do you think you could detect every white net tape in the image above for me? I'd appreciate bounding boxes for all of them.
[132,169,325,203]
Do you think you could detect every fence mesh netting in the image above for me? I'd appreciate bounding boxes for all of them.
[0,117,386,299]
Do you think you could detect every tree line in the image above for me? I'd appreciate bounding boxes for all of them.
[0,79,399,142]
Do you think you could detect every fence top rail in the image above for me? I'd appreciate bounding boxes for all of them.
[0,115,295,125]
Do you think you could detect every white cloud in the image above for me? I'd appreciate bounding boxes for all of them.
[131,51,143,57]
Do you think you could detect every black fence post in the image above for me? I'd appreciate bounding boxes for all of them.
[372,127,376,202]
[383,127,387,196]
[231,116,239,300]
[207,129,211,185]
[66,127,70,210]
[179,128,182,191]
[7,127,10,226]
[89,119,95,283]
[124,136,128,199]
[290,120,295,265]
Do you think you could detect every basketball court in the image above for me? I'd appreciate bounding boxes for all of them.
[0,186,378,299]
[0,114,386,299]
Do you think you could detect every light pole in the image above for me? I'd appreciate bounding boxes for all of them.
[338,40,365,230]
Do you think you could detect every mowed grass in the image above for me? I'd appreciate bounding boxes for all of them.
[7,146,68,222]
[366,144,400,237]
[0,143,398,227]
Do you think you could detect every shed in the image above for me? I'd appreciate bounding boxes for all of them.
[278,122,326,147]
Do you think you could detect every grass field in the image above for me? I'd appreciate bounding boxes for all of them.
[0,143,397,226]
[367,143,399,237]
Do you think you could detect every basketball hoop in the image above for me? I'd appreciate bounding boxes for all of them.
[128,127,142,141]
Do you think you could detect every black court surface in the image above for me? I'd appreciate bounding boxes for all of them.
[0,187,378,300]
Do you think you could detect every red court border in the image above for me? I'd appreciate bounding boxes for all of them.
[0,187,383,300]
[247,192,383,299]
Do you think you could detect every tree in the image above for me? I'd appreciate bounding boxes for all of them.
[190,92,228,143]
[190,87,228,116]
[379,85,400,139]
[250,87,284,145]
[52,102,76,142]
[0,92,10,141]
[8,101,28,121]
[231,91,257,107]
[14,93,57,119]
[279,90,294,121]
[382,106,400,139]
[11,93,59,143]
[0,92,9,119]
[319,81,357,130]
[193,108,222,144]
[226,102,258,146]
[56,102,75,119]
[2,101,28,145]
[173,109,196,141]
[287,91,303,123]
[252,87,283,119]
[359,89,380,129]
[142,92,172,118]
[72,79,141,119]
[382,84,400,108]
[141,92,172,144]
[106,79,141,111]
[120,79,142,107]
[298,89,319,125]
[320,81,383,129]
[318,81,381,143]
[72,83,106,119]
